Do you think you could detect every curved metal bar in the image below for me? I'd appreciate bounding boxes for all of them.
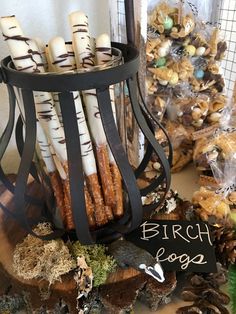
[13,89,64,240]
[0,84,43,207]
[0,85,15,159]
[134,110,156,178]
[127,77,171,196]
[124,0,135,46]
[137,72,173,166]
[59,91,94,244]
[96,87,143,232]
[15,115,40,183]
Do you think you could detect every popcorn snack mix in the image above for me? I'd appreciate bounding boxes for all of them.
[146,0,227,172]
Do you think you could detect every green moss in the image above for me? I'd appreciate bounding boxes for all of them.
[71,242,116,287]
[229,264,236,314]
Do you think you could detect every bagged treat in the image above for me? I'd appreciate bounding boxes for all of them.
[193,156,236,225]
[151,120,194,173]
[144,0,228,173]
[193,88,236,173]
[193,130,236,172]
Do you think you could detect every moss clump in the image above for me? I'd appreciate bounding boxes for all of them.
[71,242,116,287]
[13,223,76,285]
[0,294,26,314]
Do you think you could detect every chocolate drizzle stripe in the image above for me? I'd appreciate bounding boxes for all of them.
[2,15,15,18]
[73,23,88,27]
[3,34,30,43]
[58,139,66,144]
[82,141,91,146]
[73,29,87,33]
[13,54,32,60]
[85,92,96,96]
[60,64,72,68]
[52,58,67,65]
[38,110,52,114]
[95,47,110,52]
[58,53,69,58]
[18,66,34,71]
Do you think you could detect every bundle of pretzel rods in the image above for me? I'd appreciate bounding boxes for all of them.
[0,11,124,230]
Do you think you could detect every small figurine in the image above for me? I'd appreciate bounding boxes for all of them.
[108,238,165,283]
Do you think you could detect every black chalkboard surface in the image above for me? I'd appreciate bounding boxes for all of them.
[125,220,217,273]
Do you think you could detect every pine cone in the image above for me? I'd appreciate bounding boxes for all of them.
[212,225,236,267]
[177,269,230,314]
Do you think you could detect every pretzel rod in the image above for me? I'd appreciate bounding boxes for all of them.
[69,12,115,218]
[49,171,66,224]
[65,43,77,70]
[34,37,47,69]
[62,175,75,230]
[48,36,109,226]
[0,16,75,230]
[86,174,108,226]
[69,11,95,68]
[36,120,67,224]
[96,33,124,218]
[84,185,96,228]
[0,16,67,163]
[82,90,115,215]
[45,46,54,72]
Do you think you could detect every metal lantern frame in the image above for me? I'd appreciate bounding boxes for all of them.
[0,1,172,244]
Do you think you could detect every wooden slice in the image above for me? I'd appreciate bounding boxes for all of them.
[0,176,177,313]
[0,176,77,312]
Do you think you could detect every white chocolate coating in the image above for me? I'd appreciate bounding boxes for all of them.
[69,11,95,69]
[48,36,98,176]
[36,120,56,173]
[95,33,112,65]
[0,16,67,163]
[34,37,47,69]
[95,33,117,162]
[65,43,77,70]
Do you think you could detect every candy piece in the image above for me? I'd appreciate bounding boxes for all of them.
[185,45,196,56]
[158,47,168,57]
[163,16,174,30]
[154,57,166,67]
[169,72,179,85]
[194,69,205,79]
[159,80,168,86]
[196,47,206,56]
[192,119,204,128]
[208,112,221,123]
[148,67,173,81]
[162,40,172,49]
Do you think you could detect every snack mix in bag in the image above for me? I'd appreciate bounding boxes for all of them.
[146,0,227,172]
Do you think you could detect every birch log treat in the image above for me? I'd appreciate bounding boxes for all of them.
[48,36,108,227]
[69,11,115,221]
[65,43,77,70]
[36,120,66,225]
[96,33,124,218]
[0,15,75,230]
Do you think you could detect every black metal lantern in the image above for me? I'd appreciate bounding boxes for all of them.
[0,1,172,244]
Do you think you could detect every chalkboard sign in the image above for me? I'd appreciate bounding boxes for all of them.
[125,220,217,273]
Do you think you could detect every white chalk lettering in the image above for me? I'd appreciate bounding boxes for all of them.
[172,224,190,243]
[156,247,207,270]
[196,223,212,245]
[141,221,159,241]
[186,225,199,240]
[163,224,169,240]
